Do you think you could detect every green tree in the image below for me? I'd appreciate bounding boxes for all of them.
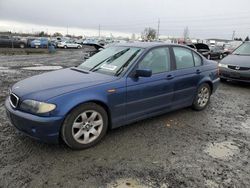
[52,32,63,37]
[38,31,46,37]
[245,36,249,41]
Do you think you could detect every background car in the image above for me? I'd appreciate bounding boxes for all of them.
[57,41,82,49]
[219,42,250,83]
[194,43,210,59]
[0,35,26,48]
[209,46,225,60]
[30,38,49,48]
[223,41,243,56]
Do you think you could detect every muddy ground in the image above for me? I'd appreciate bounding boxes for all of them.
[0,50,249,188]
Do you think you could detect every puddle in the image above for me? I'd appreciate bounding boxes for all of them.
[21,66,63,71]
[0,67,18,74]
[205,180,219,188]
[0,66,8,70]
[107,178,148,188]
[204,141,240,160]
[241,118,250,129]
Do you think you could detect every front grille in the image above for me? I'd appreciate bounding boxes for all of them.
[9,93,19,108]
[220,73,250,81]
[228,65,250,71]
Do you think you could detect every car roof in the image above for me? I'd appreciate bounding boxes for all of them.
[114,42,174,49]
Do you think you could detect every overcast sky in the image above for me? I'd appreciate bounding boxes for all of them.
[0,0,250,39]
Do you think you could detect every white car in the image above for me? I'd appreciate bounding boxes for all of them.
[58,41,82,49]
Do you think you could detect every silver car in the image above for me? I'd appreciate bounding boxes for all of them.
[219,42,250,83]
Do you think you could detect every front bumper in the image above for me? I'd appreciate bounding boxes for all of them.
[219,67,250,83]
[5,98,64,144]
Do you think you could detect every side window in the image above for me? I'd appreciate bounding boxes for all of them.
[138,47,170,74]
[173,47,194,69]
[193,52,202,66]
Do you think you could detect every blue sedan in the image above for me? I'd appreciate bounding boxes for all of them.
[5,43,220,149]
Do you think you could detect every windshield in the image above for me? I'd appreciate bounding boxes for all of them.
[233,42,250,55]
[78,46,142,76]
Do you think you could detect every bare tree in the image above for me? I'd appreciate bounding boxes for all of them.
[141,27,157,41]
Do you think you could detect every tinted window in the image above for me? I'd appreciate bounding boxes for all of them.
[193,52,202,66]
[138,47,170,74]
[173,47,194,69]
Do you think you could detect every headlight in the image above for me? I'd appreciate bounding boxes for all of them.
[218,63,228,68]
[20,100,56,114]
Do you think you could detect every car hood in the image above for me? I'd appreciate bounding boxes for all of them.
[11,68,116,101]
[220,54,250,67]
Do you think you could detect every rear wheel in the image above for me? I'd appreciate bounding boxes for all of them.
[61,103,108,150]
[192,83,211,111]
[64,45,67,49]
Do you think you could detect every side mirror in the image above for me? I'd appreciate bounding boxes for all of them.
[135,69,152,77]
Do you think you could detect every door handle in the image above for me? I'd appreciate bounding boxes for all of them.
[166,74,175,80]
[196,69,201,74]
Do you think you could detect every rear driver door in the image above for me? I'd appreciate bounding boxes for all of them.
[171,46,203,106]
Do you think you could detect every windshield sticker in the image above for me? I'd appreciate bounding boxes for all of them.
[100,64,117,71]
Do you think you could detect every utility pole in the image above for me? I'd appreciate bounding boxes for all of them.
[157,18,160,40]
[232,30,235,40]
[67,25,68,35]
[98,24,101,38]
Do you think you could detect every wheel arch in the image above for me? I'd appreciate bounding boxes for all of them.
[63,99,112,130]
[203,81,213,93]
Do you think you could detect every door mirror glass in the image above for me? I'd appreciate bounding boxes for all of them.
[135,69,152,77]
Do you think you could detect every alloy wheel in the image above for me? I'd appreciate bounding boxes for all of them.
[72,110,103,144]
[197,87,210,107]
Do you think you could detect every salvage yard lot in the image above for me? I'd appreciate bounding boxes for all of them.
[0,51,249,187]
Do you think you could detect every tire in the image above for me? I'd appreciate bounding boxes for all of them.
[77,45,81,49]
[35,45,39,49]
[64,45,67,49]
[192,83,211,111]
[219,54,223,59]
[20,43,25,49]
[61,103,108,150]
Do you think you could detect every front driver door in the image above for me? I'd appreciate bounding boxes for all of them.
[126,47,175,121]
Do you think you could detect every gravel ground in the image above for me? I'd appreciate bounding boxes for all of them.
[0,50,249,188]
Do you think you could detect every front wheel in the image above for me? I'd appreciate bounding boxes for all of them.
[61,103,108,150]
[192,83,211,111]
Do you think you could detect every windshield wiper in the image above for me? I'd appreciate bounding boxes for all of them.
[70,67,89,74]
[115,49,141,76]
